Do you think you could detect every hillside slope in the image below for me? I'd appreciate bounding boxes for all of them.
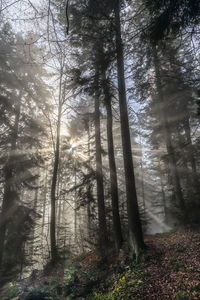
[1,228,200,300]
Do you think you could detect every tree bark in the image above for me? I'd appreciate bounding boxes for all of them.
[57,176,63,241]
[50,71,63,263]
[94,84,108,252]
[85,116,92,239]
[114,0,145,256]
[103,77,123,252]
[74,160,77,243]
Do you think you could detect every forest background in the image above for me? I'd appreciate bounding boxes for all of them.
[0,0,200,296]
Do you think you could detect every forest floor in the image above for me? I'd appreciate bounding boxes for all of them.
[1,227,200,300]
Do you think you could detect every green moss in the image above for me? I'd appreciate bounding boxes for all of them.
[88,262,146,300]
[175,247,186,254]
[22,286,51,300]
[170,256,184,271]
[174,291,190,300]
[186,266,193,273]
[189,284,200,293]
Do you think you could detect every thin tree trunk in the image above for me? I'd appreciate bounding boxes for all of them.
[74,160,77,243]
[140,160,145,211]
[86,117,92,238]
[41,168,48,238]
[94,85,108,252]
[158,158,167,222]
[103,76,123,252]
[114,0,145,256]
[139,134,145,212]
[183,116,198,185]
[30,188,38,258]
[57,178,63,241]
[50,70,63,263]
[138,120,146,214]
[50,115,60,263]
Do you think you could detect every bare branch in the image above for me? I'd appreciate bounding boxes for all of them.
[0,0,20,12]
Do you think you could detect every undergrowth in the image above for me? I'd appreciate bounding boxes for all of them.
[0,228,200,300]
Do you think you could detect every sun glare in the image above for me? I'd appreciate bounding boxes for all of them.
[70,142,77,150]
[67,139,88,161]
[60,124,70,137]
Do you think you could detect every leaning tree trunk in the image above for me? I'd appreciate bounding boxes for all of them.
[103,76,123,252]
[0,99,21,269]
[114,0,145,256]
[50,124,60,263]
[94,83,108,254]
[152,45,186,217]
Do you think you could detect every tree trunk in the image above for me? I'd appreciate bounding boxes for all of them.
[103,77,123,252]
[0,99,21,268]
[41,168,48,260]
[139,144,145,212]
[41,173,46,239]
[0,167,15,269]
[50,112,61,263]
[30,187,39,258]
[94,88,108,252]
[57,178,63,241]
[183,116,198,186]
[74,160,77,243]
[50,71,63,263]
[83,115,93,240]
[114,1,145,256]
[86,117,92,238]
[158,158,168,222]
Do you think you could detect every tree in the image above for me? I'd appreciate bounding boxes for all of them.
[113,0,145,255]
[103,75,123,251]
[50,61,65,263]
[0,24,50,281]
[69,2,110,254]
[68,0,145,256]
[94,72,109,252]
[144,0,200,41]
